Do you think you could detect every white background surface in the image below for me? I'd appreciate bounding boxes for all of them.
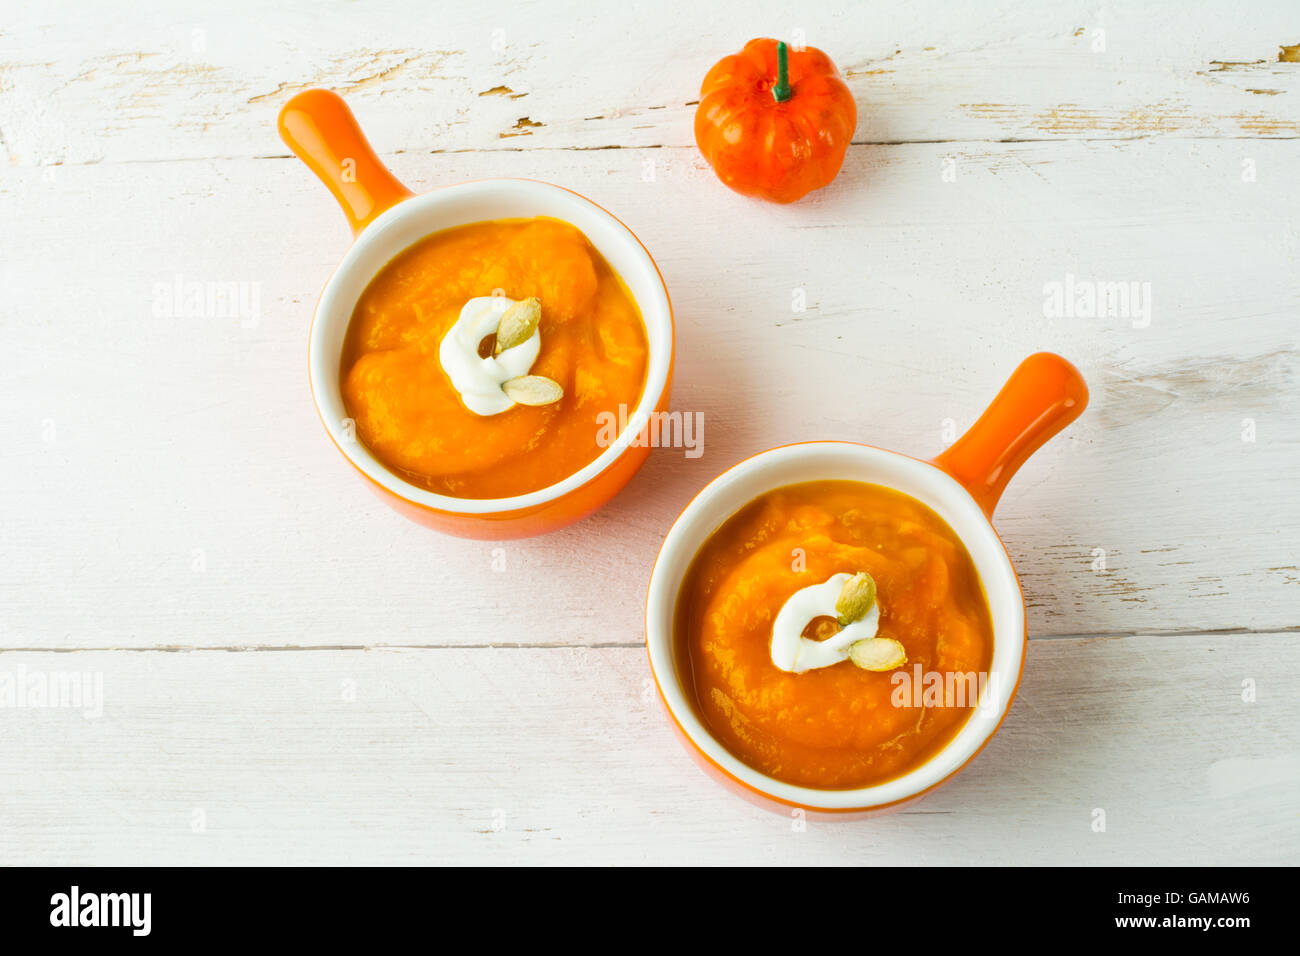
[1,0,1297,864]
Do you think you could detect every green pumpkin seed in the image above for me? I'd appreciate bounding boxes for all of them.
[835,571,877,625]
[494,297,542,353]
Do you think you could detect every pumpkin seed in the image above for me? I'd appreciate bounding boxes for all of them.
[835,571,877,625]
[494,297,542,353]
[502,374,563,406]
[848,637,907,672]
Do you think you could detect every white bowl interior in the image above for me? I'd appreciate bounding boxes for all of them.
[645,442,1025,811]
[309,179,673,513]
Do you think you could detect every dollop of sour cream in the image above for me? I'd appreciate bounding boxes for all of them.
[770,573,881,674]
[438,296,541,415]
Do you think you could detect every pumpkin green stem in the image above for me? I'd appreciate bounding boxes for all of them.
[772,41,792,103]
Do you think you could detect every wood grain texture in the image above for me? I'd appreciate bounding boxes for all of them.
[2,141,1296,648]
[0,635,1293,865]
[1,0,1297,864]
[4,0,1300,168]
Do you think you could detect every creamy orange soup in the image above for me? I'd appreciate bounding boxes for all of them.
[341,218,649,498]
[675,480,994,790]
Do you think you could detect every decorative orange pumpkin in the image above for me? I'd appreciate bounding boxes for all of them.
[694,38,857,204]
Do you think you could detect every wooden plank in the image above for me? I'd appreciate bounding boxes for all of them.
[2,0,1300,169]
[2,139,1296,648]
[0,635,1293,864]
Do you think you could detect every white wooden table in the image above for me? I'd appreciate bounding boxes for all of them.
[2,0,1297,865]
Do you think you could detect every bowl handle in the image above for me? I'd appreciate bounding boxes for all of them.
[277,89,413,237]
[932,352,1088,518]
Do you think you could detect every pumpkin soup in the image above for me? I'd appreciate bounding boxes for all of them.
[675,480,994,790]
[341,218,649,498]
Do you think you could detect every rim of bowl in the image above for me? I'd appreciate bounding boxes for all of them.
[308,178,674,515]
[644,441,1027,811]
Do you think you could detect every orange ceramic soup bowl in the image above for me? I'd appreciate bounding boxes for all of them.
[278,90,674,539]
[645,353,1087,815]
